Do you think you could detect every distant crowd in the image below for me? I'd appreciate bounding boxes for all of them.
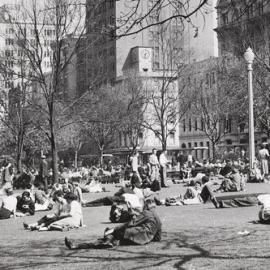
[0,143,270,249]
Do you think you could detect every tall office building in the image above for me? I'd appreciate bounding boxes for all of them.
[215,0,270,57]
[183,0,218,62]
[0,3,55,100]
[85,0,186,91]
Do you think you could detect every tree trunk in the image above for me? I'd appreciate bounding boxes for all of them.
[49,117,58,184]
[212,141,216,160]
[100,147,104,168]
[51,136,58,184]
[74,150,78,169]
[162,139,167,151]
[16,130,24,172]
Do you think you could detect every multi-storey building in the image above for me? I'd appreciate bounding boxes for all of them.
[215,0,270,58]
[179,57,219,160]
[109,46,180,161]
[0,3,55,106]
[83,0,218,93]
[214,0,270,151]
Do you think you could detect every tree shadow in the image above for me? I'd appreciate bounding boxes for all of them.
[1,228,270,270]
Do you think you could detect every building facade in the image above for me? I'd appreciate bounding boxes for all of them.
[214,0,270,151]
[83,0,218,94]
[0,3,55,111]
[178,57,219,161]
[110,46,180,161]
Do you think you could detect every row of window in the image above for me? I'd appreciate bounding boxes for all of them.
[5,38,53,47]
[5,27,55,37]
[181,141,210,159]
[220,2,264,25]
[182,118,204,132]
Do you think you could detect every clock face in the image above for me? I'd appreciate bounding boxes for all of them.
[141,49,150,59]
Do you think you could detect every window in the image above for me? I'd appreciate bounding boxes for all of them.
[5,60,13,68]
[206,73,209,85]
[188,142,192,149]
[212,72,215,84]
[169,131,175,140]
[201,117,204,131]
[6,28,14,34]
[183,119,186,132]
[189,119,192,131]
[5,50,13,57]
[5,38,14,45]
[194,118,197,131]
[222,13,228,25]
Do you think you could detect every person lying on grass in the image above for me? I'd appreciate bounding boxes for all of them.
[83,173,156,210]
[65,199,162,249]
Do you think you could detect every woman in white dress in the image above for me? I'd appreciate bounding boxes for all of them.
[49,192,83,231]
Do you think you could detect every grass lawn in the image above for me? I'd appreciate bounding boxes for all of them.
[1,182,270,270]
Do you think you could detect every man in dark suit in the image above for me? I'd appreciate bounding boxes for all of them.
[39,155,48,193]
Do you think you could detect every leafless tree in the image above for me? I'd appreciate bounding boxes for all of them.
[142,20,191,151]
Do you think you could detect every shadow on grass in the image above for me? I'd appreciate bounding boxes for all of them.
[1,227,270,270]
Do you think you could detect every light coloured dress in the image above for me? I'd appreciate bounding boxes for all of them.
[50,200,83,229]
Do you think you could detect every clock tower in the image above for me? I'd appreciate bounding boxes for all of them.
[122,47,153,75]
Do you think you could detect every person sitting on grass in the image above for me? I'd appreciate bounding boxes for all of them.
[0,186,17,219]
[48,192,83,231]
[23,190,70,231]
[33,184,52,211]
[64,199,162,249]
[214,167,242,193]
[72,178,83,204]
[182,181,203,205]
[16,191,35,216]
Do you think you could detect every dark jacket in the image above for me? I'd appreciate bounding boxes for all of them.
[116,209,162,245]
[16,196,35,215]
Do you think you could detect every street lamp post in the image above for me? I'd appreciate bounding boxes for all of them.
[244,47,255,170]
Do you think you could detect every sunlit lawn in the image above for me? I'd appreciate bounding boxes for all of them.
[1,182,270,270]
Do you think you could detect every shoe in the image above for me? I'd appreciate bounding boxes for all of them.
[211,197,219,208]
[154,197,162,206]
[23,222,29,230]
[100,235,116,248]
[65,237,76,250]
[161,185,169,188]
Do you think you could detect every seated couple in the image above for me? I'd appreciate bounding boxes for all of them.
[0,187,35,219]
[213,167,244,193]
[23,191,83,231]
[65,199,162,249]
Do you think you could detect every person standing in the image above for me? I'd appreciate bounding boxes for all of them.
[177,151,186,168]
[130,150,139,173]
[149,149,159,182]
[159,150,168,188]
[258,144,269,180]
[39,154,49,194]
[1,159,14,188]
